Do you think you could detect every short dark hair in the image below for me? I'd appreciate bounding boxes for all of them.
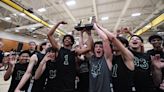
[62,34,75,46]
[148,34,162,43]
[19,50,30,56]
[29,41,36,45]
[130,35,144,43]
[46,47,58,53]
[40,41,48,51]
[117,37,129,47]
[94,41,103,48]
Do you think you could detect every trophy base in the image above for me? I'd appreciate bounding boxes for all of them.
[74,26,85,31]
[85,24,93,30]
[74,24,93,31]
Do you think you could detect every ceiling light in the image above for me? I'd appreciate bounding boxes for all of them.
[66,0,76,6]
[101,16,109,21]
[38,8,46,12]
[13,14,17,16]
[157,32,164,35]
[19,13,25,16]
[131,13,141,17]
[15,29,20,32]
[4,17,11,21]
[31,28,36,30]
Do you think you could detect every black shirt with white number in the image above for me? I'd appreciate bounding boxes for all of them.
[44,60,58,92]
[8,62,30,92]
[57,47,76,91]
[112,55,134,92]
[130,49,155,92]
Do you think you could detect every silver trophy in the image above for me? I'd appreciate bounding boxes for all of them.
[75,16,95,31]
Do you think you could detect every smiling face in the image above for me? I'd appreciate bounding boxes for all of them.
[129,36,143,49]
[63,36,73,47]
[94,43,104,58]
[46,47,58,61]
[150,38,162,48]
[19,53,30,63]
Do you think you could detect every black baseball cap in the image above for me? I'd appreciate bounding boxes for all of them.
[148,34,162,42]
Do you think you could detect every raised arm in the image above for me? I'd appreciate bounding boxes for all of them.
[35,53,51,80]
[97,24,134,71]
[121,27,133,36]
[79,31,84,48]
[75,30,93,55]
[47,21,67,50]
[93,23,112,70]
[15,54,37,92]
[4,57,15,81]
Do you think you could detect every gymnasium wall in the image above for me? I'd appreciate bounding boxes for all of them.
[0,30,43,51]
[1,38,29,51]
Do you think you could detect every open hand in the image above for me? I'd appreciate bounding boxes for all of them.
[120,27,131,33]
[42,52,53,62]
[151,54,164,69]
[8,55,16,66]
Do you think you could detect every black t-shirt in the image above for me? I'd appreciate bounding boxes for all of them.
[112,55,134,92]
[8,62,30,92]
[31,52,46,92]
[130,49,155,92]
[147,49,164,62]
[29,50,38,57]
[0,50,4,63]
[57,47,76,91]
[44,61,58,92]
[78,56,89,74]
[77,56,89,92]
[147,49,164,91]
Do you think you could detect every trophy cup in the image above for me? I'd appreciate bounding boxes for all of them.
[74,16,95,31]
